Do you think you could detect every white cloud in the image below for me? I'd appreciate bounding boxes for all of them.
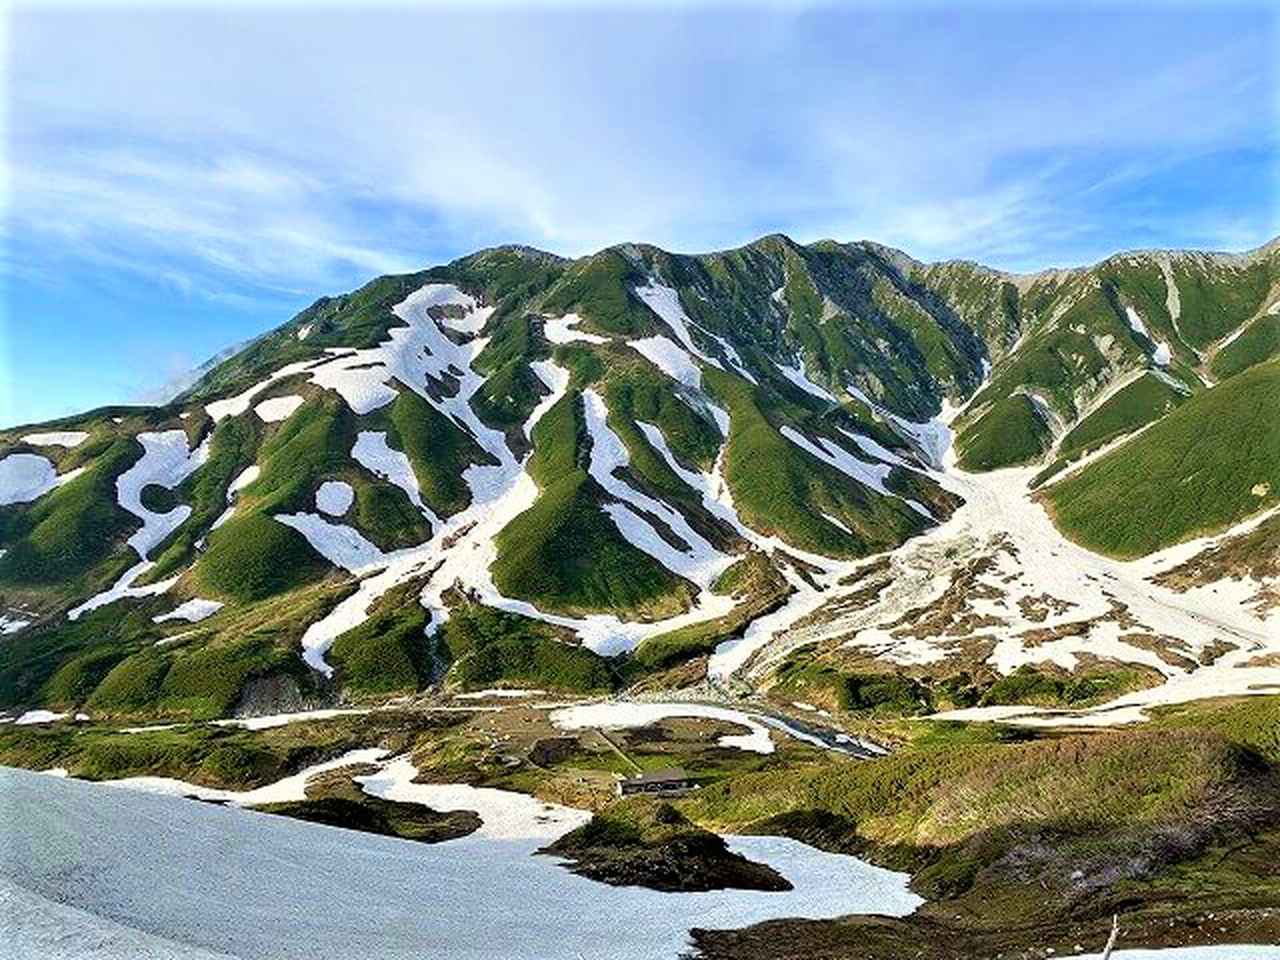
[3,2,1277,298]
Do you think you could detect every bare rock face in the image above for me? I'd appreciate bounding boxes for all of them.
[232,674,332,718]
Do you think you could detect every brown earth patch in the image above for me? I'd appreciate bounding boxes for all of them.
[1118,633,1199,672]
[1199,639,1238,665]
[1017,593,1078,623]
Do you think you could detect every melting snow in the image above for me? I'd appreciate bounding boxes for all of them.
[525,360,571,439]
[68,560,183,621]
[228,464,259,497]
[152,599,223,624]
[351,431,439,527]
[414,282,494,335]
[1,614,32,635]
[845,384,953,469]
[21,431,89,448]
[14,710,68,725]
[780,426,931,518]
[821,512,853,534]
[550,701,777,754]
[274,513,386,574]
[776,359,838,404]
[282,283,878,675]
[835,427,913,470]
[208,283,506,430]
[1125,306,1172,367]
[629,336,703,387]
[633,418,856,684]
[315,480,355,517]
[212,708,370,730]
[0,454,83,506]
[254,395,304,422]
[357,755,591,841]
[543,313,607,345]
[633,279,723,366]
[1,764,923,960]
[455,688,546,699]
[106,748,389,806]
[116,430,211,559]
[209,463,262,532]
[582,390,734,588]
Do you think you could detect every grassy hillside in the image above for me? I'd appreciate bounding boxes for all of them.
[1056,372,1187,461]
[327,580,436,699]
[0,436,142,597]
[491,393,695,619]
[442,594,617,693]
[1045,359,1280,557]
[1211,313,1280,381]
[706,369,929,558]
[955,394,1051,471]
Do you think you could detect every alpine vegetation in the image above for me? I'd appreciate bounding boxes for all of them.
[1,234,1278,720]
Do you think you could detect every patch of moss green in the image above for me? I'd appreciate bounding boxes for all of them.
[1056,372,1187,462]
[1046,359,1280,557]
[442,595,616,693]
[956,394,1051,471]
[1212,314,1280,381]
[491,393,694,619]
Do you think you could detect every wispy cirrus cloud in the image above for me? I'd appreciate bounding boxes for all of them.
[2,1,1277,425]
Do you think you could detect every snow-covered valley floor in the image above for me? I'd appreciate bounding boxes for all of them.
[731,446,1279,727]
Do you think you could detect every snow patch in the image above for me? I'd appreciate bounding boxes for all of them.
[357,755,591,841]
[780,426,931,518]
[68,560,182,621]
[1,614,32,635]
[845,384,953,469]
[543,313,607,345]
[106,748,389,806]
[524,360,571,438]
[1125,306,1171,367]
[228,464,259,497]
[15,710,68,725]
[776,359,837,404]
[315,480,355,517]
[629,336,703,387]
[21,431,88,448]
[212,708,370,730]
[351,431,438,526]
[414,282,494,335]
[821,512,852,534]
[0,453,83,506]
[274,513,386,575]
[152,599,223,624]
[583,390,734,588]
[116,430,211,560]
[254,395,304,422]
[455,688,546,699]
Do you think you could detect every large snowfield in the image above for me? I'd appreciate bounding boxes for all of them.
[0,764,924,960]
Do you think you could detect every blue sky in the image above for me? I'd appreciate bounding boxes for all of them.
[2,0,1277,426]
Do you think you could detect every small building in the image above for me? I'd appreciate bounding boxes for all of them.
[616,767,694,797]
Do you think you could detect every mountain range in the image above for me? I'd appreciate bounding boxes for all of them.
[2,233,1277,723]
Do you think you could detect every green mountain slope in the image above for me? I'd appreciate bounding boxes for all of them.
[1,233,1275,719]
[1043,358,1280,558]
